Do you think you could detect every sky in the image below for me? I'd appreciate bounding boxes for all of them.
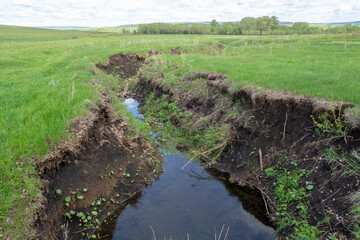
[0,0,359,27]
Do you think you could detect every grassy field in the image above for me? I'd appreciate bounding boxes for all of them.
[0,25,360,238]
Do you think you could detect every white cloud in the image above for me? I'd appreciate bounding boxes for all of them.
[0,0,359,26]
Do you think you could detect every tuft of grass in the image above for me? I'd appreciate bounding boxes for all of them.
[345,106,360,129]
[349,192,360,238]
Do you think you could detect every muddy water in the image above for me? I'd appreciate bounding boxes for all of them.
[112,99,275,240]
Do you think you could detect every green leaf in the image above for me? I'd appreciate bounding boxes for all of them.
[76,212,84,217]
[56,189,62,195]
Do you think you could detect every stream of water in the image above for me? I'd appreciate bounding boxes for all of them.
[111,98,275,240]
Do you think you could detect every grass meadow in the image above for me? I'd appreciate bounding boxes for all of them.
[0,25,359,237]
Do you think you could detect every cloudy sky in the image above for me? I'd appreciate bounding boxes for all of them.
[0,0,359,27]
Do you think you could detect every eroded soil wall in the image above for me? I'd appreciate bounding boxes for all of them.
[35,55,161,240]
[134,64,360,238]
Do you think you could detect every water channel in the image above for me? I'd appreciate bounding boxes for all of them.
[110,98,275,240]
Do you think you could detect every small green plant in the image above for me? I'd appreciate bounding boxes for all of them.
[305,181,314,190]
[55,189,62,195]
[77,193,84,200]
[265,167,276,178]
[65,196,71,206]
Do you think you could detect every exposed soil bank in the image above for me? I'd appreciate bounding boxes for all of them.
[96,53,146,79]
[34,55,162,239]
[134,62,360,238]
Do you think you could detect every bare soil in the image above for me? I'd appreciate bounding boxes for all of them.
[96,53,146,79]
[170,47,181,55]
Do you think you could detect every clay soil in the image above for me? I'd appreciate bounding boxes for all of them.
[35,55,162,240]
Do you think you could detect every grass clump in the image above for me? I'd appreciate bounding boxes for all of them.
[345,106,360,130]
[311,102,349,140]
[349,192,360,238]
[142,93,231,160]
[325,147,360,176]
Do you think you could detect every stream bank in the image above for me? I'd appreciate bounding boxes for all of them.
[130,54,360,239]
[35,96,163,239]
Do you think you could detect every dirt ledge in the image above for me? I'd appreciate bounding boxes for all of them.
[34,96,162,239]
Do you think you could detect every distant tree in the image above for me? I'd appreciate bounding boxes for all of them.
[292,22,310,34]
[234,21,243,35]
[269,16,279,32]
[136,16,360,36]
[240,17,256,31]
[255,16,271,35]
[210,19,219,33]
[191,24,210,34]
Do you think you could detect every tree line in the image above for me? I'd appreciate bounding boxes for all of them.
[137,16,360,35]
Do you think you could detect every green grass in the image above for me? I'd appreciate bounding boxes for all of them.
[153,33,360,103]
[1,25,360,238]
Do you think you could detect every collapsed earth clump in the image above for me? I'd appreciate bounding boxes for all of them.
[96,53,146,79]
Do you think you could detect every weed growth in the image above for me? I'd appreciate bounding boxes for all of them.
[311,102,349,140]
[265,162,322,239]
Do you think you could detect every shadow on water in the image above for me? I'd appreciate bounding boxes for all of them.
[98,98,276,240]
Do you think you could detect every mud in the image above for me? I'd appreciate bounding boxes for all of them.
[135,65,360,238]
[35,54,161,240]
